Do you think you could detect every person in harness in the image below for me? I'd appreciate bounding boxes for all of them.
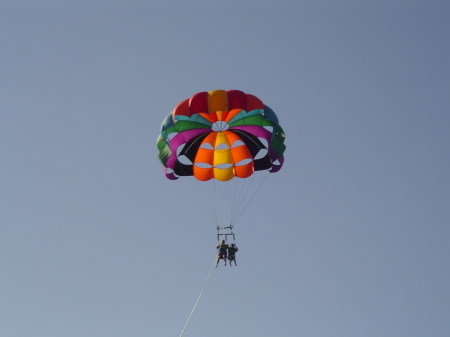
[215,239,229,267]
[227,243,238,266]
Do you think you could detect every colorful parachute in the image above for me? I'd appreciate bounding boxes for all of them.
[157,90,286,181]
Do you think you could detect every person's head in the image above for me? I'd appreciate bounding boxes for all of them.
[230,243,235,247]
[221,239,225,244]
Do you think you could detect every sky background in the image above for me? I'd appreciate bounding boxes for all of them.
[1,1,449,336]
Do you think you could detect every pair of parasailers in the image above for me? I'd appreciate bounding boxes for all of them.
[215,239,238,267]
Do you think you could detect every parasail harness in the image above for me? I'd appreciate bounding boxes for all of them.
[216,225,235,244]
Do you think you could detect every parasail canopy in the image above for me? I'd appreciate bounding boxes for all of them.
[157,89,286,182]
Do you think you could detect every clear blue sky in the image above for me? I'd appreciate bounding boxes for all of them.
[1,1,449,336]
